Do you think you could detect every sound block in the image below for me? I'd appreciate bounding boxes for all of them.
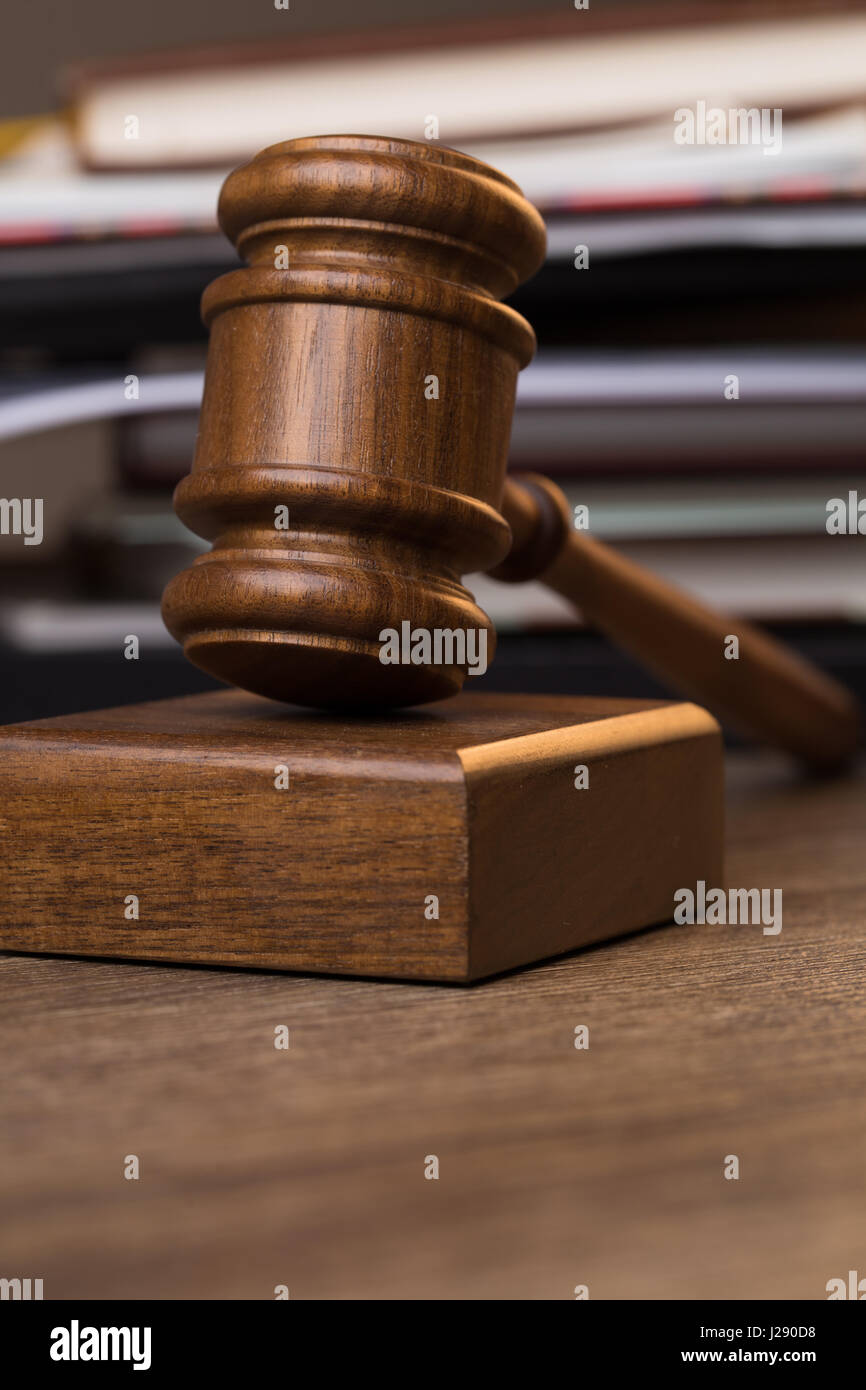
[0,691,723,982]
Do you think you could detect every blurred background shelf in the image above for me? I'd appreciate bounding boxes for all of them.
[1,0,865,737]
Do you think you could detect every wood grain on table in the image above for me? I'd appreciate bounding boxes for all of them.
[2,753,864,1300]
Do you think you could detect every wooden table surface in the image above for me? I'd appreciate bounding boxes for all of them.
[2,751,865,1301]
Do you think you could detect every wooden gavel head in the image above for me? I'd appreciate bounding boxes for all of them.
[162,134,547,708]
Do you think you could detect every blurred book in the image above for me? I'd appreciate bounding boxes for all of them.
[1,359,862,628]
[5,197,866,271]
[473,534,866,630]
[68,6,866,172]
[0,417,113,562]
[6,201,866,355]
[4,524,862,650]
[4,352,866,475]
[0,368,202,442]
[546,199,866,258]
[4,5,866,244]
[3,105,866,245]
[510,348,866,471]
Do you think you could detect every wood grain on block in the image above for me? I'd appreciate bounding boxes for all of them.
[0,690,723,981]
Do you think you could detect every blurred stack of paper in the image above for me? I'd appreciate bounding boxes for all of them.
[1,0,865,714]
[3,5,866,240]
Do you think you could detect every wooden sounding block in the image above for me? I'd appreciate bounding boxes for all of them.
[0,691,722,982]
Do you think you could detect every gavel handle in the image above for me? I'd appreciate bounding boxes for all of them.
[498,473,861,772]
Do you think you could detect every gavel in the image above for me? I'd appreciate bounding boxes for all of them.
[162,134,860,772]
